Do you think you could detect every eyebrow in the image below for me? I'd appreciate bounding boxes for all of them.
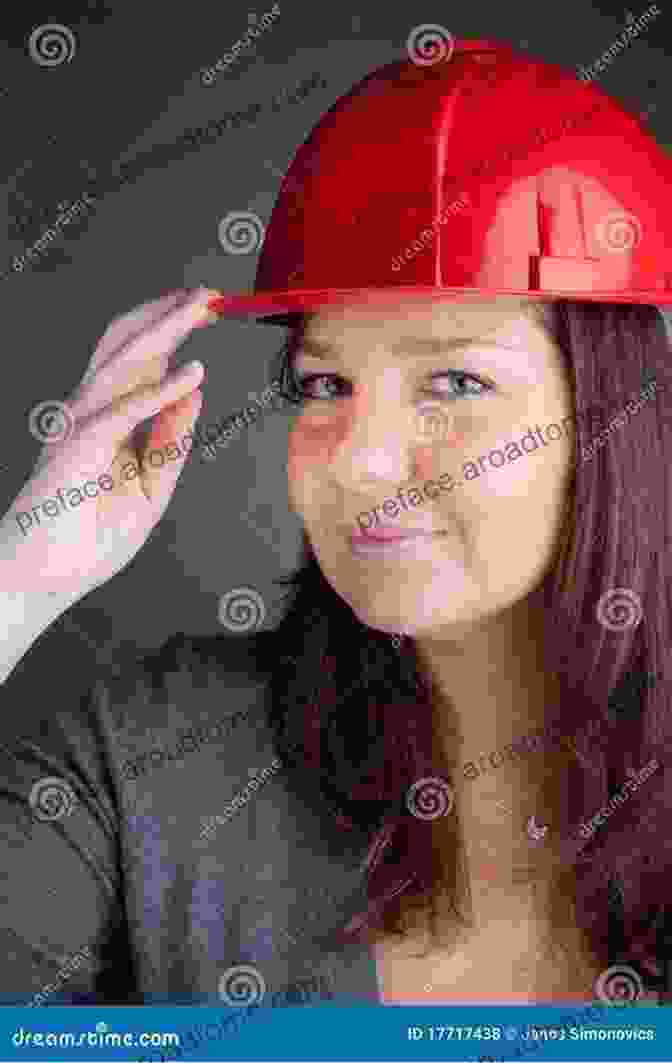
[295,336,524,360]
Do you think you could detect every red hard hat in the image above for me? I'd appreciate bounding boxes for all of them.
[207,36,672,321]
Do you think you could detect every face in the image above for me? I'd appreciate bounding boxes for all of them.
[286,297,576,640]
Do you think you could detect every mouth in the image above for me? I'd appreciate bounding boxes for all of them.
[347,528,448,557]
[350,527,436,543]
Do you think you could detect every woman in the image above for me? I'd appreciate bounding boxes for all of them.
[1,35,671,1018]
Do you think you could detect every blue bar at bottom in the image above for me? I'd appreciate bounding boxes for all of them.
[0,1002,670,1062]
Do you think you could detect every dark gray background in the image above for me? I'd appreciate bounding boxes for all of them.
[1,0,670,707]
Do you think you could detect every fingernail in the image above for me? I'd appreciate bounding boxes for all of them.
[195,308,220,327]
[195,288,222,325]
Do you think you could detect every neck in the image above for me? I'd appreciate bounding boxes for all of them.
[414,589,575,921]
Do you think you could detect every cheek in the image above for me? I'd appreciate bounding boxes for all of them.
[464,433,572,506]
[286,411,350,477]
[468,445,573,578]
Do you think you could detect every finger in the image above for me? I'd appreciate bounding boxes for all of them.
[30,290,192,479]
[78,289,191,390]
[96,359,206,461]
[94,373,205,520]
[139,388,205,511]
[31,361,206,499]
[72,288,217,421]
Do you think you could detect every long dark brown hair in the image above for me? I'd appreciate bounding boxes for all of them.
[254,300,672,988]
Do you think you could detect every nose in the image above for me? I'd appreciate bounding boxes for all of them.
[326,388,439,494]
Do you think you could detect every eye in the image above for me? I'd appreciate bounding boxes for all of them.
[427,370,492,399]
[277,368,349,404]
[275,366,493,406]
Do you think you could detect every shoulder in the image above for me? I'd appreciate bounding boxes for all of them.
[97,627,274,718]
[107,628,275,697]
[0,630,278,805]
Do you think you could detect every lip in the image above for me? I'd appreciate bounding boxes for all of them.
[350,527,434,542]
[347,523,447,558]
[347,515,443,540]
[349,535,444,558]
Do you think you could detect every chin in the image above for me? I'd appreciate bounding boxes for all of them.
[312,543,480,632]
[329,583,475,638]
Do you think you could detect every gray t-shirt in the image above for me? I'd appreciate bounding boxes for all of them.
[0,632,376,1007]
[0,632,666,1011]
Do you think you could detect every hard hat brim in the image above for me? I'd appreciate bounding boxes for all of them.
[206,285,672,323]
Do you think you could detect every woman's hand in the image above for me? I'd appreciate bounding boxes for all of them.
[0,287,217,600]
